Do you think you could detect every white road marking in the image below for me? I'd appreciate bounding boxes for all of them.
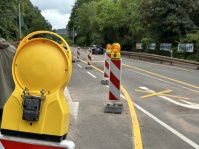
[134,103,199,149]
[139,87,199,109]
[64,87,79,120]
[120,94,199,148]
[87,71,96,78]
[120,94,126,100]
[77,64,82,68]
[126,68,199,93]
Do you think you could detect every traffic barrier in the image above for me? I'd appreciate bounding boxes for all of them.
[0,135,75,149]
[101,44,112,85]
[76,47,81,62]
[85,48,93,70]
[105,43,123,114]
[0,31,75,148]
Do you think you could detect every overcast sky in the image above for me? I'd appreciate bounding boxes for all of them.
[30,0,75,29]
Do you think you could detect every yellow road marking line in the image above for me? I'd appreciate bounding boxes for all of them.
[80,59,142,149]
[123,64,199,89]
[92,61,104,63]
[121,56,197,72]
[122,86,143,149]
[141,90,172,98]
[135,90,189,99]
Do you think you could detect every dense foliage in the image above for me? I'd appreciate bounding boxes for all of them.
[67,0,199,61]
[0,0,52,41]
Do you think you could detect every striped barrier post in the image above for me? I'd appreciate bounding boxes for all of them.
[101,44,112,85]
[105,43,123,114]
[76,47,80,62]
[85,48,93,70]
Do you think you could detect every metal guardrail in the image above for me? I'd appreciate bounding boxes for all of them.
[120,51,199,70]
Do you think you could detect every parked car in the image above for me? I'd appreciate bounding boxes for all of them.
[91,45,104,54]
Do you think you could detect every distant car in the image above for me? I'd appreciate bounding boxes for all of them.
[91,45,104,54]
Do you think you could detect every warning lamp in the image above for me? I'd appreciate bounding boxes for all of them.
[111,43,121,59]
[106,44,112,53]
[1,31,72,142]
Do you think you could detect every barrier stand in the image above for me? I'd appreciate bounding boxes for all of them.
[104,43,123,114]
[85,48,93,70]
[0,31,75,149]
[101,44,112,85]
[76,47,81,62]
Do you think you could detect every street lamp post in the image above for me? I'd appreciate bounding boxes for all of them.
[18,0,22,41]
[73,26,75,46]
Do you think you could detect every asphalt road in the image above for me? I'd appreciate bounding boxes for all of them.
[69,47,199,149]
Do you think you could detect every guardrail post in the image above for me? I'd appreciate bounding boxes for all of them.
[105,43,123,114]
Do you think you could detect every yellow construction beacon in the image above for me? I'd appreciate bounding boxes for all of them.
[111,42,121,59]
[106,43,112,53]
[1,31,72,142]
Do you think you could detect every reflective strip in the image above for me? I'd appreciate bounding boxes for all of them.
[87,49,92,65]
[77,47,80,59]
[110,59,121,82]
[109,59,122,101]
[103,53,110,78]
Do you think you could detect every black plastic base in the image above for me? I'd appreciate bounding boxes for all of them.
[104,103,123,114]
[72,59,76,63]
[85,66,93,70]
[1,129,67,142]
[101,79,109,85]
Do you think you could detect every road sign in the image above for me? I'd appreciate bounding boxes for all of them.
[178,43,194,52]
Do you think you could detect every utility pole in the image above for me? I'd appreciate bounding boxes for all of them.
[73,26,75,46]
[18,0,22,41]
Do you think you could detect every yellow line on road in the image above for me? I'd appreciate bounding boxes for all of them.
[122,86,143,149]
[92,61,104,63]
[135,90,189,99]
[141,90,172,98]
[123,64,199,89]
[77,57,143,149]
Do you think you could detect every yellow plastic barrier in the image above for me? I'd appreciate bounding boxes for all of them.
[1,31,72,142]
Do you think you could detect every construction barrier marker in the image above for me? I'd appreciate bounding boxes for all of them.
[0,31,75,149]
[105,43,123,114]
[85,48,93,70]
[101,44,112,85]
[76,47,80,62]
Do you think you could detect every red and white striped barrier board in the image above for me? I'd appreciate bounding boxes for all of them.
[76,47,80,62]
[104,53,111,79]
[87,48,92,66]
[0,134,75,149]
[86,48,93,70]
[101,53,111,85]
[109,59,122,101]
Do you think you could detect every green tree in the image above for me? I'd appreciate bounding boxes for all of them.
[180,30,199,61]
[0,0,52,41]
[0,0,18,40]
[139,0,198,42]
[75,1,98,45]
